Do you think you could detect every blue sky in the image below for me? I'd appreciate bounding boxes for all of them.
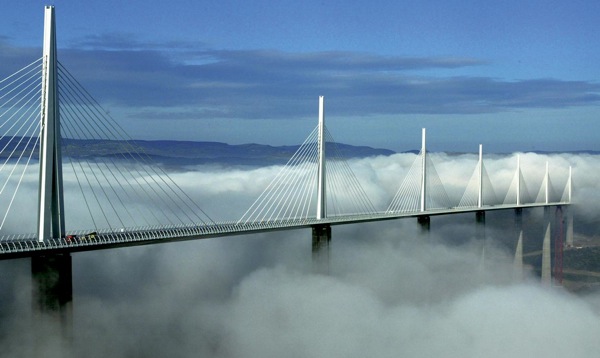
[1,1,600,152]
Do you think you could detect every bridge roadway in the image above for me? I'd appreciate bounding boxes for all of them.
[0,202,569,260]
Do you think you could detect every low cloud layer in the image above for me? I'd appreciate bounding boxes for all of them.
[1,152,599,357]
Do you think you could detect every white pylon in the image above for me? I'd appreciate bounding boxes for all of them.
[420,128,426,212]
[516,154,521,206]
[37,6,65,242]
[545,161,549,204]
[568,166,572,203]
[477,144,483,208]
[316,96,326,220]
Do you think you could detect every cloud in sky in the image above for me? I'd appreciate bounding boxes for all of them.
[3,37,600,122]
[54,42,600,118]
[2,31,600,150]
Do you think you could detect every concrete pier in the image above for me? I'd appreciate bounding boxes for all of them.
[541,223,552,285]
[31,254,73,341]
[475,210,485,224]
[312,224,331,274]
[513,230,524,281]
[475,210,486,236]
[417,215,430,232]
[566,207,574,247]
[514,208,523,232]
[475,211,487,276]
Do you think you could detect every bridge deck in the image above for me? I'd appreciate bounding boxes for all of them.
[0,202,569,260]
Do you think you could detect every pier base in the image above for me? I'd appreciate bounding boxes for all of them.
[514,208,523,240]
[31,254,73,344]
[417,215,430,232]
[514,207,523,221]
[475,210,486,239]
[475,210,485,224]
[312,224,331,274]
[513,208,525,281]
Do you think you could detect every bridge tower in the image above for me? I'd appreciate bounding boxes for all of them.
[32,7,73,338]
[553,206,564,285]
[477,144,483,209]
[312,96,331,272]
[544,162,549,204]
[420,128,426,212]
[417,128,430,230]
[516,155,521,206]
[38,5,65,243]
[316,96,326,220]
[475,144,485,223]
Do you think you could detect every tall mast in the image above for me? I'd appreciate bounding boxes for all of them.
[38,6,65,242]
[316,96,326,220]
[420,128,426,212]
[478,144,483,208]
[516,155,521,206]
[545,161,549,204]
[568,166,572,203]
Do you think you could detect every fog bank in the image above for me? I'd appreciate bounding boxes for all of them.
[1,152,599,357]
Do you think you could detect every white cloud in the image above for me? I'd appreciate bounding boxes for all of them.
[0,152,599,357]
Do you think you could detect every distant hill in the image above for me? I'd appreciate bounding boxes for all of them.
[59,139,397,166]
[4,137,599,167]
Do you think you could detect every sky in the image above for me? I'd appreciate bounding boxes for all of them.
[1,1,600,151]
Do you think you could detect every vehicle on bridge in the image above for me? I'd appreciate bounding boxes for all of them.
[81,232,97,241]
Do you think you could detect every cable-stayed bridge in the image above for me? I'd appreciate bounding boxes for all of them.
[0,7,571,261]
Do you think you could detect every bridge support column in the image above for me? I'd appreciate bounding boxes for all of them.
[312,224,331,274]
[566,206,573,247]
[475,210,487,273]
[513,208,524,281]
[31,254,73,343]
[475,211,486,240]
[514,208,523,226]
[553,206,565,285]
[513,230,524,281]
[417,215,430,232]
[541,222,552,285]
[475,210,485,224]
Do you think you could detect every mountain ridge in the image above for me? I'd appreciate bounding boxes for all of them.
[2,137,599,166]
[61,139,397,166]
